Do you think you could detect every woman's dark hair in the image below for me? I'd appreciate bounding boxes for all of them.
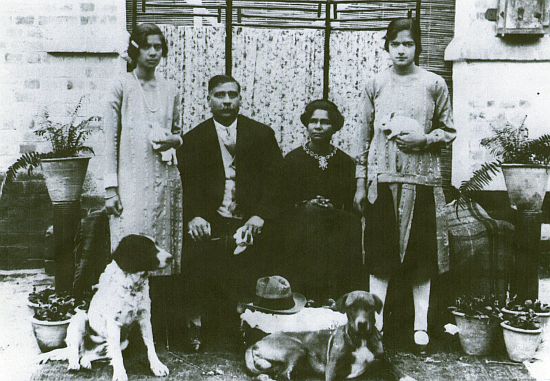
[300,99,345,131]
[127,23,168,71]
[384,18,422,60]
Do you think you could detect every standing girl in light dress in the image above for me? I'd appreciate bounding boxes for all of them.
[354,18,455,352]
[103,23,183,342]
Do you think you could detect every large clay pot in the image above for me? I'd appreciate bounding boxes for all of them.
[31,317,70,352]
[501,321,542,362]
[451,310,500,355]
[501,164,550,212]
[40,157,90,203]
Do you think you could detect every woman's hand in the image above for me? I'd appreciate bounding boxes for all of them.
[353,179,367,214]
[306,196,334,209]
[188,217,211,241]
[152,134,182,151]
[395,131,427,152]
[105,188,123,216]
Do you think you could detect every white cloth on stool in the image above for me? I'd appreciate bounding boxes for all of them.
[240,307,347,334]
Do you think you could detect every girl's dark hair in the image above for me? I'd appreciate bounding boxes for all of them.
[300,99,345,131]
[384,18,422,60]
[127,23,168,71]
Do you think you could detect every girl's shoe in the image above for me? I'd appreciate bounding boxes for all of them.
[413,330,429,355]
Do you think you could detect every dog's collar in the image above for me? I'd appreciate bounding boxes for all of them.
[327,325,359,356]
[343,324,367,348]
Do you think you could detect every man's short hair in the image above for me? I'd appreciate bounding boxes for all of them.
[208,75,241,93]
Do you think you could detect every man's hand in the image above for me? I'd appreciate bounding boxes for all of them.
[243,215,264,237]
[395,131,427,152]
[353,179,367,214]
[105,187,123,216]
[152,134,182,151]
[188,217,211,241]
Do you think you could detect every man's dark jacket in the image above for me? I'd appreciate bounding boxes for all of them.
[176,115,283,226]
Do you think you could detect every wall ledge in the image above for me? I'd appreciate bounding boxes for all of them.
[445,34,550,62]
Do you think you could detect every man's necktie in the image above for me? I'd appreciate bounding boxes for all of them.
[222,127,236,156]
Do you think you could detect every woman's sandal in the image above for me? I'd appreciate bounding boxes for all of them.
[413,330,429,355]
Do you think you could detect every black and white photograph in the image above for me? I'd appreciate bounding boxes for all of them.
[1,0,550,380]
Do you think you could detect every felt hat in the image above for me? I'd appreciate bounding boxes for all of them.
[245,275,306,315]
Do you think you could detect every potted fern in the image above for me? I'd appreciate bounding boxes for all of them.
[1,96,100,203]
[458,116,550,212]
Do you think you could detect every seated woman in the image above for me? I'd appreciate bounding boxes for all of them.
[277,99,362,303]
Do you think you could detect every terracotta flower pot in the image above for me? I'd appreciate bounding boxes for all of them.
[40,156,91,203]
[501,164,550,212]
[31,317,71,352]
[501,321,542,362]
[451,310,500,355]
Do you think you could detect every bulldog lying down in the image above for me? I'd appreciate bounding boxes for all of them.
[39,234,172,381]
[245,291,414,381]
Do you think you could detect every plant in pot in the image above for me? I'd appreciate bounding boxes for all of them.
[28,286,56,313]
[502,294,550,331]
[0,95,100,203]
[457,116,550,212]
[28,287,88,352]
[449,295,503,355]
[501,311,542,362]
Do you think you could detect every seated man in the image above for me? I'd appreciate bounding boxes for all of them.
[177,74,283,351]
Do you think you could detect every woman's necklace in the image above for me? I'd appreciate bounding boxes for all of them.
[133,71,160,113]
[303,142,337,171]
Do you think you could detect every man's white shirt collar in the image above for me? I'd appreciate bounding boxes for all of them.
[213,118,238,134]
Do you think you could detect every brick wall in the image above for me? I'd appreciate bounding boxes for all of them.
[0,0,127,195]
[445,0,550,191]
[0,174,52,269]
[0,0,127,269]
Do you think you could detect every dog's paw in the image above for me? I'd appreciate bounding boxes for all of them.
[67,360,81,371]
[37,354,50,365]
[150,360,169,377]
[255,375,276,381]
[112,369,128,381]
[79,357,92,370]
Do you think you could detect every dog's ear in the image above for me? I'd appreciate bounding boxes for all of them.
[112,235,159,272]
[334,293,349,313]
[372,293,384,314]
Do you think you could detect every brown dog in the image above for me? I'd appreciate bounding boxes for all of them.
[245,291,410,381]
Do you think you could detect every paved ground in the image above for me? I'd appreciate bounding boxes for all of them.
[0,270,548,381]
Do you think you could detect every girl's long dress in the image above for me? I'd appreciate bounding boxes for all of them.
[104,72,183,276]
[357,67,455,279]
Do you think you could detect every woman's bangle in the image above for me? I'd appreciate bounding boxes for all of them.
[104,194,117,200]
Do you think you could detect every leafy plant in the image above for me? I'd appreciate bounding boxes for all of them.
[451,295,503,321]
[28,286,57,305]
[456,116,550,209]
[505,310,541,331]
[29,287,88,322]
[505,295,550,314]
[2,95,100,185]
